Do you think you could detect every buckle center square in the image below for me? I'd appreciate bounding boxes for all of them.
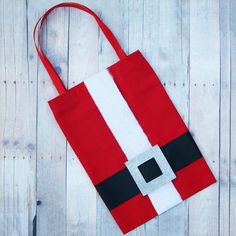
[138,158,163,183]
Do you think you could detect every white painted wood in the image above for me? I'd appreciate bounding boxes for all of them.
[66,1,98,235]
[219,1,231,236]
[0,0,235,235]
[0,0,37,235]
[27,0,70,235]
[189,1,220,236]
[229,1,236,236]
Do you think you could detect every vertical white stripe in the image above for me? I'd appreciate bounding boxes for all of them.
[149,183,182,214]
[84,69,182,214]
[85,70,151,159]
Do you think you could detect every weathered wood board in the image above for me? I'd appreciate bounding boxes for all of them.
[0,0,235,235]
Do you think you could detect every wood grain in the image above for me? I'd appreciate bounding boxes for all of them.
[0,0,234,235]
[189,1,219,235]
[0,0,36,235]
[219,1,230,236]
[35,6,68,236]
[229,1,236,236]
[66,1,98,235]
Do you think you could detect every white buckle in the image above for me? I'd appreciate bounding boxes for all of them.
[125,145,176,196]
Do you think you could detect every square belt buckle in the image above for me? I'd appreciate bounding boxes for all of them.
[125,145,176,196]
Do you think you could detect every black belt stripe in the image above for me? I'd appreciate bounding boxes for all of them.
[95,168,140,210]
[95,131,202,210]
[161,131,202,173]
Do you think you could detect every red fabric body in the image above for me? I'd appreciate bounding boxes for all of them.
[173,157,216,200]
[49,50,216,233]
[110,194,157,234]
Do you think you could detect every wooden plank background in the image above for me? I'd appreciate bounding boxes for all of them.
[0,0,235,235]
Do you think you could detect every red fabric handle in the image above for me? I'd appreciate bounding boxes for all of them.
[34,2,127,95]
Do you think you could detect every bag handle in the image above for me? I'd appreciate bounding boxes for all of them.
[34,2,127,95]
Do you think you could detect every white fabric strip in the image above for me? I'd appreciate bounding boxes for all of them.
[84,69,182,214]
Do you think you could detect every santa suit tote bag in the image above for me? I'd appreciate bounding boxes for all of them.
[34,2,216,234]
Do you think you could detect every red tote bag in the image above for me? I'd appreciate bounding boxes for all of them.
[34,2,216,234]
